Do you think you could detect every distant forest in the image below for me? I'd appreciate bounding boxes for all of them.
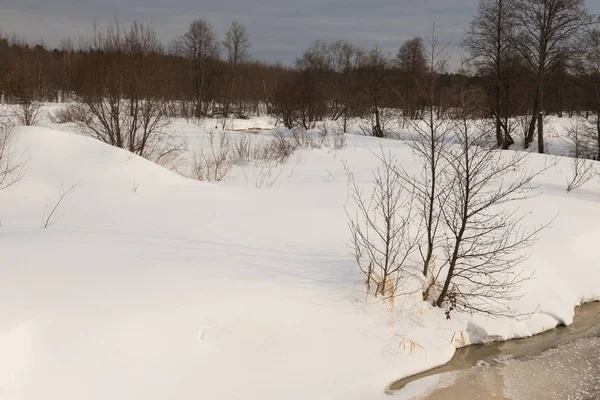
[1,0,599,151]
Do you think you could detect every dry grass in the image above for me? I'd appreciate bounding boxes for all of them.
[379,274,398,324]
[450,331,468,347]
[191,131,234,182]
[396,335,427,359]
[191,130,296,182]
[422,258,438,301]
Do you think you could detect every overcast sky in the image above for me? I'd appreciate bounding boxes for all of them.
[2,0,600,68]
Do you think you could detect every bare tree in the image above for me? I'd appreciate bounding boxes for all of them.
[396,37,428,121]
[270,74,301,128]
[10,56,43,126]
[329,40,362,132]
[191,131,234,182]
[511,0,595,152]
[356,46,393,138]
[435,83,546,317]
[580,28,600,159]
[347,151,418,299]
[396,24,453,279]
[222,20,251,123]
[294,40,332,129]
[173,19,220,118]
[463,0,518,149]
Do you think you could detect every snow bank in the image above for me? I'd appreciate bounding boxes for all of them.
[1,121,599,400]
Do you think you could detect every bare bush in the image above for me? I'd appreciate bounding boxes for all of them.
[77,22,180,165]
[12,102,42,126]
[290,127,319,148]
[567,156,596,192]
[316,121,348,149]
[564,119,598,158]
[270,129,296,162]
[565,120,596,192]
[347,151,418,299]
[0,121,27,190]
[315,121,333,146]
[333,131,347,150]
[191,131,234,182]
[232,133,274,164]
[78,95,173,164]
[233,131,295,165]
[42,183,79,228]
[48,104,91,124]
[233,133,255,163]
[255,165,282,190]
[191,129,296,182]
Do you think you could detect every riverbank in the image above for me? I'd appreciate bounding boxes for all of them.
[388,301,600,399]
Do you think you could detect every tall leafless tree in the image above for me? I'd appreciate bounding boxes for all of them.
[435,82,546,317]
[356,46,393,138]
[270,74,301,128]
[173,19,220,118]
[511,0,595,152]
[294,40,332,129]
[396,37,428,120]
[397,24,452,279]
[580,28,600,158]
[463,0,518,149]
[222,20,251,122]
[329,40,362,132]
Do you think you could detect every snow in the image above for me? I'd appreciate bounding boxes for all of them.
[1,111,600,400]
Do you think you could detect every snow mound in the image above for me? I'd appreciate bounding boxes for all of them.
[1,125,600,400]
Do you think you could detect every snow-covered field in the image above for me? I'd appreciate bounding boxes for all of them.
[1,107,599,400]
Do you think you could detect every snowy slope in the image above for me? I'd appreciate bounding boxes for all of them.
[1,124,600,400]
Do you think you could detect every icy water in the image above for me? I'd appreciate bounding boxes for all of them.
[389,301,600,399]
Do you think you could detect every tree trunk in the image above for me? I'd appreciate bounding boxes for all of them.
[596,102,600,160]
[436,224,466,307]
[373,99,383,138]
[495,113,503,148]
[495,53,502,148]
[537,112,544,154]
[525,86,540,148]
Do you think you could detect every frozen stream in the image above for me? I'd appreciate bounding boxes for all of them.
[389,301,600,399]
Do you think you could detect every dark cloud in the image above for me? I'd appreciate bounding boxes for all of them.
[1,0,599,68]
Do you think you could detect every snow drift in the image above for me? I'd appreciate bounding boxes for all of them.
[1,124,599,400]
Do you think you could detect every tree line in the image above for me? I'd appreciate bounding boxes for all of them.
[0,0,599,154]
